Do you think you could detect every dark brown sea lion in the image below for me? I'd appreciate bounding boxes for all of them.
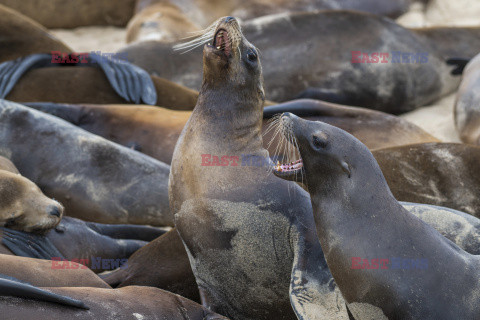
[26,99,438,165]
[0,157,64,234]
[0,4,71,63]
[373,142,480,217]
[0,100,172,226]
[0,286,229,319]
[0,0,136,28]
[0,216,166,273]
[121,11,461,113]
[454,53,480,145]
[273,113,480,319]
[169,16,348,320]
[0,254,110,288]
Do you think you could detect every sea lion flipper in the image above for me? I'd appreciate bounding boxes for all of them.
[89,53,157,105]
[0,275,89,309]
[289,240,349,320]
[0,54,52,98]
[446,58,470,75]
[1,227,65,260]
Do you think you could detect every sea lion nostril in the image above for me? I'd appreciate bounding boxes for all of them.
[49,206,62,217]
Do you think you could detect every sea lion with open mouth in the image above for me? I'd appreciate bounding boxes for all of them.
[169,16,349,320]
[273,113,480,319]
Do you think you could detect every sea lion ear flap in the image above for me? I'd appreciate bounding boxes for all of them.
[340,161,351,178]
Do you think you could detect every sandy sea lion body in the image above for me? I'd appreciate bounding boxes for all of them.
[454,53,480,145]
[373,142,480,217]
[0,100,172,226]
[121,11,460,113]
[273,113,480,319]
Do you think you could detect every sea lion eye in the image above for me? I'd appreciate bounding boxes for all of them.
[247,50,257,61]
[312,134,328,149]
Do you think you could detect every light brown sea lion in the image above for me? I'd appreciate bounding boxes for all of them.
[372,142,480,218]
[126,2,201,43]
[0,0,136,28]
[0,254,110,289]
[0,157,64,234]
[0,4,71,63]
[26,99,438,166]
[4,67,198,110]
[0,100,172,226]
[0,286,229,319]
[273,113,480,319]
[454,53,480,145]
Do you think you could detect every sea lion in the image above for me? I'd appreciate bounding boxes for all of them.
[121,11,461,113]
[0,159,64,234]
[0,285,228,319]
[0,216,166,273]
[273,113,480,319]
[169,16,349,320]
[0,254,110,288]
[126,2,201,43]
[412,26,480,59]
[0,53,158,106]
[26,99,438,165]
[372,142,480,217]
[0,100,172,226]
[0,4,71,63]
[102,229,200,302]
[4,68,197,110]
[0,0,135,28]
[454,53,480,145]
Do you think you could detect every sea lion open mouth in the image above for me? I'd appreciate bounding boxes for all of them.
[274,159,304,175]
[212,28,231,57]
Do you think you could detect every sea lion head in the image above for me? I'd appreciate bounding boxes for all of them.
[0,170,64,234]
[271,112,382,193]
[176,16,265,102]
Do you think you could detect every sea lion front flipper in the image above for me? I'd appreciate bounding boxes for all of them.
[89,53,157,105]
[0,274,89,309]
[0,54,52,99]
[1,227,65,260]
[289,237,349,320]
[446,58,470,75]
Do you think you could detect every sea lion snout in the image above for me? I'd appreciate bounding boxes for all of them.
[48,205,63,218]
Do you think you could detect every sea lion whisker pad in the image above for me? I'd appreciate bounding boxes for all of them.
[273,112,480,319]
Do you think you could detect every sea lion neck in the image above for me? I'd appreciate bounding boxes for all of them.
[191,84,265,153]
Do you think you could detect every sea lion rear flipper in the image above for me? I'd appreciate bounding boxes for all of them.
[0,275,89,309]
[289,239,349,320]
[446,58,470,75]
[0,54,52,99]
[89,53,157,105]
[1,227,65,260]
